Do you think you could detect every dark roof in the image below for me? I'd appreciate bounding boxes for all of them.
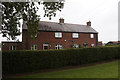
[23,21,98,33]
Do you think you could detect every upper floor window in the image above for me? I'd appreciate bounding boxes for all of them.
[10,45,16,50]
[31,44,37,50]
[72,33,79,38]
[55,32,62,38]
[90,34,94,38]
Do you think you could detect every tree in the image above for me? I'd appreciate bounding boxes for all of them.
[0,1,64,40]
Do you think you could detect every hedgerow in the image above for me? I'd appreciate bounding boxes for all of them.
[2,46,120,75]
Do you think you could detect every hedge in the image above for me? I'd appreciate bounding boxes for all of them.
[2,46,120,75]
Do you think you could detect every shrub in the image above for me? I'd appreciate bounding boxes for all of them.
[2,46,119,75]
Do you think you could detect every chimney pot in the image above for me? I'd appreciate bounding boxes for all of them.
[87,21,91,26]
[59,18,64,23]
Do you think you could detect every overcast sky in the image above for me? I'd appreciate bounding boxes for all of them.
[0,0,119,43]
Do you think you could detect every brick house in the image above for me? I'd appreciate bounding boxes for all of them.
[2,18,98,51]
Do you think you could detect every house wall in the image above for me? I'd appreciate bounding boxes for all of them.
[22,30,98,50]
[2,30,98,51]
[2,42,22,51]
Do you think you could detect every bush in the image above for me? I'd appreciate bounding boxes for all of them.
[2,46,119,75]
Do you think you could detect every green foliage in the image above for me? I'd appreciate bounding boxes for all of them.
[0,1,64,40]
[43,2,64,20]
[2,46,119,75]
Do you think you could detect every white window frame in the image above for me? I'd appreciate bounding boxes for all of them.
[90,34,94,38]
[31,44,37,50]
[9,45,16,50]
[72,33,79,38]
[55,44,62,50]
[73,44,79,48]
[91,44,95,47]
[55,32,62,38]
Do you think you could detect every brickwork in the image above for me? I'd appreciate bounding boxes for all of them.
[2,42,22,51]
[2,18,99,51]
[2,30,98,51]
[22,30,98,50]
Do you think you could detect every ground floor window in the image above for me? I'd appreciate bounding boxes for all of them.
[9,45,16,50]
[72,44,79,48]
[55,44,62,50]
[83,43,88,47]
[31,44,37,50]
[43,43,49,50]
[91,44,95,47]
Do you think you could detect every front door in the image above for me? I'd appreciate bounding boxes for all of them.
[43,44,49,50]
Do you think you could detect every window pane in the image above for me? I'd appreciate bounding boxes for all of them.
[34,45,37,50]
[59,33,62,37]
[31,45,37,50]
[10,46,16,50]
[72,33,79,38]
[13,46,16,50]
[10,46,12,50]
[91,44,94,47]
[83,43,88,47]
[55,33,58,37]
[59,45,62,49]
[55,32,62,38]
[55,44,62,50]
[44,46,48,49]
[90,34,94,38]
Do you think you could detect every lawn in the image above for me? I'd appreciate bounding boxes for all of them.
[15,60,118,78]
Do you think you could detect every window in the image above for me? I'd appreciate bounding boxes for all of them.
[72,33,79,38]
[83,43,88,47]
[43,43,49,50]
[72,44,79,48]
[55,44,62,50]
[31,45,37,50]
[90,34,94,38]
[10,45,16,50]
[91,44,95,47]
[55,32,62,38]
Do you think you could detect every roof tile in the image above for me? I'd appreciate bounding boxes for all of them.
[23,21,98,33]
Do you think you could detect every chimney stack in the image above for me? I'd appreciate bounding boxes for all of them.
[87,21,91,26]
[59,18,64,23]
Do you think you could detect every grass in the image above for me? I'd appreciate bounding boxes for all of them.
[14,60,118,78]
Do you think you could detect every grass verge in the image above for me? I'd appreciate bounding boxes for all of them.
[13,60,118,78]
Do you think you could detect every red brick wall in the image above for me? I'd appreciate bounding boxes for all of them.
[22,30,98,50]
[2,30,98,50]
[2,42,22,51]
